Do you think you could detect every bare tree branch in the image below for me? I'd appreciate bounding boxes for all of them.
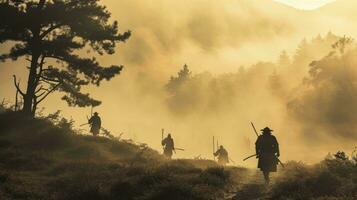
[40,24,63,39]
[40,75,61,83]
[35,87,53,98]
[44,55,67,63]
[35,55,45,84]
[36,83,61,105]
[12,75,25,97]
[35,85,43,94]
[35,91,47,98]
[15,89,19,111]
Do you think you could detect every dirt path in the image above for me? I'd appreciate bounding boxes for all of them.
[225,169,269,200]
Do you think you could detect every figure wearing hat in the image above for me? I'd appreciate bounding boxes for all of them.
[255,127,280,184]
[88,112,101,136]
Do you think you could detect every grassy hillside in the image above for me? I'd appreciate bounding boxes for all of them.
[233,156,357,200]
[0,111,246,200]
[1,110,356,200]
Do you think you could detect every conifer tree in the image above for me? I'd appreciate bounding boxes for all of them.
[0,0,131,116]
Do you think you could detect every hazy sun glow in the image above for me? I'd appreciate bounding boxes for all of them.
[274,0,336,10]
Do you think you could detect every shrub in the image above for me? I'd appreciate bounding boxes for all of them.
[269,153,357,200]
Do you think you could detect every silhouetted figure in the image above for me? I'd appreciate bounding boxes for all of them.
[255,127,280,185]
[162,134,175,159]
[214,145,229,166]
[88,112,101,136]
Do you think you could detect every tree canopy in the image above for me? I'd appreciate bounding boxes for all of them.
[0,0,131,116]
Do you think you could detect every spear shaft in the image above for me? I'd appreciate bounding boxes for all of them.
[250,122,259,137]
[213,136,215,161]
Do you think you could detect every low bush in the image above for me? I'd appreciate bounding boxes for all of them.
[269,156,357,200]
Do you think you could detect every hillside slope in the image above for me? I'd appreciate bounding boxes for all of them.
[1,111,355,200]
[0,111,247,200]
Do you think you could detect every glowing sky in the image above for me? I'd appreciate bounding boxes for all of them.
[274,0,336,10]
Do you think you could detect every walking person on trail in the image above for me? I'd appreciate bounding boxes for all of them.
[88,112,101,136]
[255,127,280,185]
[162,134,175,159]
[214,145,229,166]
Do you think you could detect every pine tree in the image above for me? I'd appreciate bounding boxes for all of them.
[0,0,131,116]
[166,64,192,94]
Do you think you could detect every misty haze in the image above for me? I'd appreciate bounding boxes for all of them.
[0,0,356,199]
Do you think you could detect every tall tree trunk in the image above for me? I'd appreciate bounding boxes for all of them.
[23,3,44,117]
[22,53,40,116]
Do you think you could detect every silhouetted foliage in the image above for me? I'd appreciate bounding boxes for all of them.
[164,33,342,119]
[334,151,349,161]
[165,64,197,115]
[0,0,131,116]
[257,152,357,200]
[288,36,357,139]
[166,64,192,94]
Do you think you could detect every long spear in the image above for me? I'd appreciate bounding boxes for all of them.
[80,123,89,127]
[242,122,260,162]
[213,136,215,161]
[250,122,259,137]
